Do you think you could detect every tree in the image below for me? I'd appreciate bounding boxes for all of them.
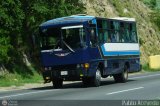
[0,0,24,64]
[0,0,85,70]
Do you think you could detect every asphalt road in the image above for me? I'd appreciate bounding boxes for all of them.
[0,72,160,106]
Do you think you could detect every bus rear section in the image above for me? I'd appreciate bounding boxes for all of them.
[39,15,141,88]
[97,17,140,83]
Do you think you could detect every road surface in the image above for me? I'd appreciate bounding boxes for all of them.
[0,72,160,106]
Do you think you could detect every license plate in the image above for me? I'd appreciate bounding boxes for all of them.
[61,71,68,75]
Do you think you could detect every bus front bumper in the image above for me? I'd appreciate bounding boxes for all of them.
[42,68,88,83]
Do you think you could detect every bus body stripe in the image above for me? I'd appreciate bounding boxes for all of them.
[101,43,140,56]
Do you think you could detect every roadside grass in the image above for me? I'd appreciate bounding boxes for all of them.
[142,63,160,72]
[0,65,43,87]
[0,72,42,87]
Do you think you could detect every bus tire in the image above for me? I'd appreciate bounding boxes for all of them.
[91,68,101,87]
[52,78,63,89]
[113,65,128,83]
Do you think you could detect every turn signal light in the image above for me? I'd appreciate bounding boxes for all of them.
[84,63,90,69]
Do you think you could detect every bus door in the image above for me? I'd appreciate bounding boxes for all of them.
[87,23,101,60]
[88,24,97,48]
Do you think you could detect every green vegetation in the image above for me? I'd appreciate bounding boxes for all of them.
[0,70,42,87]
[142,0,160,30]
[139,0,160,71]
[109,0,132,17]
[143,0,156,8]
[0,0,85,87]
[0,63,43,87]
[151,10,160,30]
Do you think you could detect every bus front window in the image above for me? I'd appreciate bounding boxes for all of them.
[40,25,86,50]
[40,28,61,50]
[61,25,86,49]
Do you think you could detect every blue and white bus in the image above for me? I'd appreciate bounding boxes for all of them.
[39,15,141,88]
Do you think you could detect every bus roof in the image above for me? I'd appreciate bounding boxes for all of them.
[109,17,136,22]
[40,15,136,29]
[40,15,95,28]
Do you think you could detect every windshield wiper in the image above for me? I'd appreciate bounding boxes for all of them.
[54,40,61,49]
[52,39,75,53]
[62,40,75,53]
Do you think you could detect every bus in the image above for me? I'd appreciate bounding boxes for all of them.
[39,15,141,88]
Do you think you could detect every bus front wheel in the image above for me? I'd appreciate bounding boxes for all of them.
[91,68,101,87]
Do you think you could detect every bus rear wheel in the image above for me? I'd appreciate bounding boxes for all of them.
[52,78,63,88]
[113,66,128,83]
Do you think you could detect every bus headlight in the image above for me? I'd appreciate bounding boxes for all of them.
[44,67,52,71]
[77,64,80,68]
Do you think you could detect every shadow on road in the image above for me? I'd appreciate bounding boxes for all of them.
[31,86,54,90]
[31,79,135,90]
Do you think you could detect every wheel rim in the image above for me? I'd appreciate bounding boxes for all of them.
[124,69,128,80]
[96,69,101,81]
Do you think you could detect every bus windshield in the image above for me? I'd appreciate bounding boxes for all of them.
[40,25,86,50]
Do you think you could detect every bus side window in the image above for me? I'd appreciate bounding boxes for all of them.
[98,29,104,44]
[97,20,103,44]
[109,21,120,43]
[130,23,138,43]
[114,21,120,42]
[107,34,111,43]
[109,21,116,42]
[97,19,108,44]
[124,23,131,43]
[102,20,108,43]
[119,22,125,43]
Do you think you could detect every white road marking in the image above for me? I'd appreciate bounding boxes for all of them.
[0,89,59,99]
[129,73,160,80]
[106,87,144,95]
